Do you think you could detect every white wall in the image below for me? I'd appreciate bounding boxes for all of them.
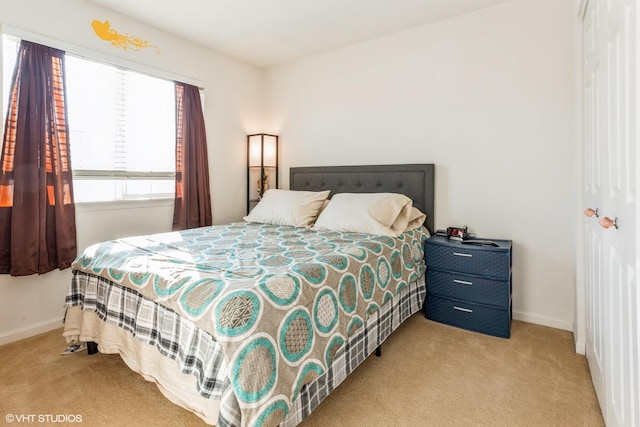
[0,0,263,344]
[265,0,579,330]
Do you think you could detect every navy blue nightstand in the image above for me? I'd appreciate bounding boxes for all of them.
[424,235,512,338]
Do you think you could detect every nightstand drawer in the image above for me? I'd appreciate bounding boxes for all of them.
[425,241,511,279]
[427,269,510,308]
[425,295,511,338]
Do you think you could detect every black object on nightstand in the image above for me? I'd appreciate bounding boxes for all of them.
[424,234,512,338]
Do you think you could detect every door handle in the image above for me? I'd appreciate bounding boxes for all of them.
[599,216,618,229]
[584,208,599,218]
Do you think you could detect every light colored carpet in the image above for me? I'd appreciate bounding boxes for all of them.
[0,316,603,426]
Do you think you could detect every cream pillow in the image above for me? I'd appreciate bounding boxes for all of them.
[244,189,330,228]
[404,207,427,232]
[313,193,413,237]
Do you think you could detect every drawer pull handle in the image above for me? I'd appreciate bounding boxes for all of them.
[453,279,473,286]
[454,306,473,313]
[453,252,472,258]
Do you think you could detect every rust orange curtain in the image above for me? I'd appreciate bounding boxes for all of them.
[0,41,77,276]
[173,82,212,230]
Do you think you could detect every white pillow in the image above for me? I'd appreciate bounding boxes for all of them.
[404,207,427,232]
[244,189,330,228]
[313,193,413,237]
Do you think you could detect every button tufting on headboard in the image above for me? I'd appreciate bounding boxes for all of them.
[289,164,435,233]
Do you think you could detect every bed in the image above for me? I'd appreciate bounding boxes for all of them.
[63,163,435,427]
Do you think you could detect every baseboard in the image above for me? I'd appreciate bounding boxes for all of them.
[514,314,586,355]
[0,318,63,347]
[512,310,573,332]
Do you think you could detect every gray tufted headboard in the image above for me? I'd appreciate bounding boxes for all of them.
[289,164,435,233]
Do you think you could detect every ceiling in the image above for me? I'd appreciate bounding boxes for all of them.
[88,0,512,68]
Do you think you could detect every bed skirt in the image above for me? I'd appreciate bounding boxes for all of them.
[64,274,425,426]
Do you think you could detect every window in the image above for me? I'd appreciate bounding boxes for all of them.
[2,36,17,123]
[2,35,176,203]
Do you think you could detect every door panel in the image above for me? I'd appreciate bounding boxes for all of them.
[584,0,607,418]
[583,0,638,426]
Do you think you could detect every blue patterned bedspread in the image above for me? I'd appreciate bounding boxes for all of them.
[70,222,428,427]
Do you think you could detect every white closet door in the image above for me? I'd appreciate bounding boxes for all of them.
[583,0,606,416]
[583,1,639,426]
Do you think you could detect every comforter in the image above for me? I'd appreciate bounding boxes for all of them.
[65,222,428,426]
